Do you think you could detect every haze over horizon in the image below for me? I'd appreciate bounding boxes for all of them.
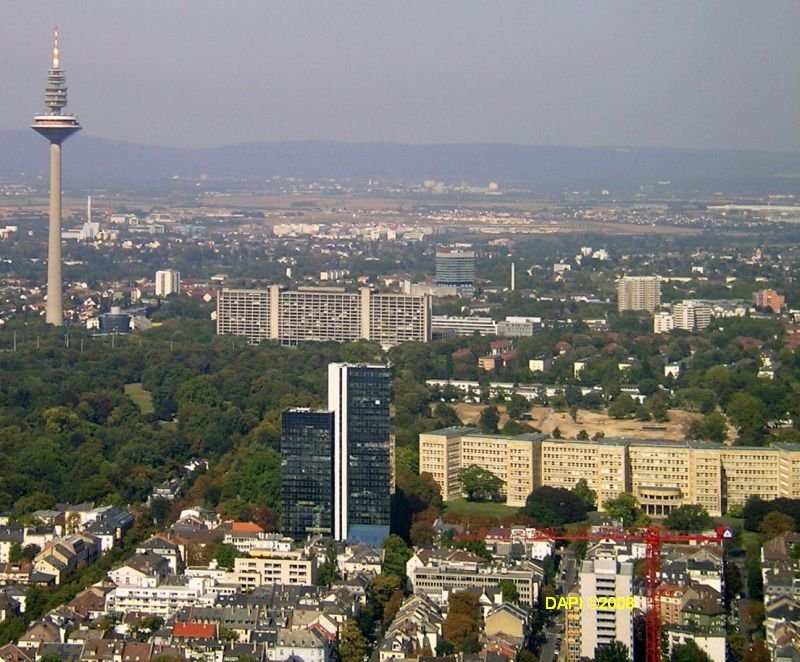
[2,1,798,152]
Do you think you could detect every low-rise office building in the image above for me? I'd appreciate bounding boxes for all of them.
[407,549,540,607]
[419,427,545,507]
[420,429,800,516]
[105,576,235,618]
[234,550,316,589]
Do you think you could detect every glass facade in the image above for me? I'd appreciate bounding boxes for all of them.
[344,366,391,533]
[280,409,335,540]
[435,248,475,287]
[329,363,392,541]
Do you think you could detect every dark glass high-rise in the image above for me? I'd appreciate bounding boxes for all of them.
[329,363,391,544]
[280,409,335,541]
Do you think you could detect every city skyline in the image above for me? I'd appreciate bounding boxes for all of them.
[0,9,796,660]
[1,2,797,152]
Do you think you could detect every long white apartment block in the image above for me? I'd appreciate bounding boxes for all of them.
[217,285,431,348]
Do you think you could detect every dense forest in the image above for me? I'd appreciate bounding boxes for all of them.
[0,305,467,526]
[0,319,371,518]
[2,295,800,529]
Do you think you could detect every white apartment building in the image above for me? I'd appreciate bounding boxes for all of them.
[579,557,634,659]
[105,576,236,617]
[664,627,725,662]
[275,628,332,662]
[407,552,540,607]
[234,550,316,589]
[108,557,168,589]
[617,276,660,313]
[155,269,181,297]
[672,300,712,331]
[0,528,23,564]
[217,286,431,348]
[528,356,553,373]
[222,530,294,555]
[653,311,675,334]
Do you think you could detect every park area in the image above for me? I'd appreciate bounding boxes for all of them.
[124,382,155,415]
[442,498,517,519]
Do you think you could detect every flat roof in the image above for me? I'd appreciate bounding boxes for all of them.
[422,429,800,452]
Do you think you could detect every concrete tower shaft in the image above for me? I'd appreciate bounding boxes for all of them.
[32,28,81,326]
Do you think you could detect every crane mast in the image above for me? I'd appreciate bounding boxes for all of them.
[535,524,732,662]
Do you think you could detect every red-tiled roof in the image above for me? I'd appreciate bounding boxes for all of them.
[122,641,153,661]
[172,622,216,638]
[229,521,264,534]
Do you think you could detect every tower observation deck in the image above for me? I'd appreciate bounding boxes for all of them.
[32,28,81,326]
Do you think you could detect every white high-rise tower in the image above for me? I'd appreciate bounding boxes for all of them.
[155,269,181,297]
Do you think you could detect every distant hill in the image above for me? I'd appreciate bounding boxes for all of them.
[1,130,798,196]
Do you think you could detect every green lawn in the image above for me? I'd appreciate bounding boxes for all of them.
[741,530,761,553]
[124,382,155,415]
[444,498,518,518]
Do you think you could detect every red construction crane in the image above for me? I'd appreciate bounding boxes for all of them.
[534,524,733,662]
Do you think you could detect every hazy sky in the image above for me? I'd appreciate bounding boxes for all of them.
[3,1,798,151]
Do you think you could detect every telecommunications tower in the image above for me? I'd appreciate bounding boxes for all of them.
[32,28,81,326]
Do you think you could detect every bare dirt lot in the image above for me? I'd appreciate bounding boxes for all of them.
[453,403,697,441]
